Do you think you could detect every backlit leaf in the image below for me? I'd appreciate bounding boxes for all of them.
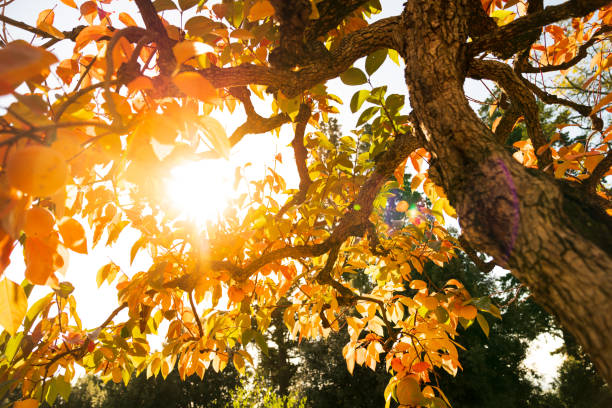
[350,89,370,113]
[173,72,217,102]
[0,278,27,335]
[247,1,275,22]
[0,41,57,94]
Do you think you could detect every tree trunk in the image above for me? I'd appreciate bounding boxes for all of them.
[398,0,612,383]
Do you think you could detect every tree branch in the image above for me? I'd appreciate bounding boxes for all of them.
[470,0,611,59]
[469,59,552,171]
[584,150,612,194]
[134,0,176,75]
[276,104,313,218]
[518,25,612,73]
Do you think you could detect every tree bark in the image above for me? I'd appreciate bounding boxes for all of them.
[398,0,612,383]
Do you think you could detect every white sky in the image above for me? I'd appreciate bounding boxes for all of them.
[1,0,566,387]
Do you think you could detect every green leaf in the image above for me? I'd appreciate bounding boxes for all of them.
[253,331,269,356]
[340,67,367,86]
[4,333,24,362]
[153,0,177,11]
[434,306,449,323]
[365,48,387,75]
[185,16,224,37]
[0,278,27,335]
[241,327,255,346]
[356,106,379,126]
[476,313,490,337]
[350,89,370,113]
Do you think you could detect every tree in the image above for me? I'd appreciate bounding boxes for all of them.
[0,1,611,407]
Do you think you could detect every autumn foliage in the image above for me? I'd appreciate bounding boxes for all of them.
[0,0,611,407]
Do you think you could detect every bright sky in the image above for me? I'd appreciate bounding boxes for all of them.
[1,0,565,387]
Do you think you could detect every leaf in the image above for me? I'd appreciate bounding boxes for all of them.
[350,89,370,113]
[74,25,111,52]
[185,16,223,37]
[253,331,269,356]
[80,1,98,24]
[356,106,380,126]
[0,41,58,95]
[340,67,367,86]
[365,49,387,76]
[130,236,147,265]
[173,41,211,64]
[590,92,612,115]
[13,399,39,408]
[476,313,490,337]
[59,0,77,8]
[58,218,87,254]
[173,72,217,102]
[200,116,231,159]
[118,12,137,27]
[247,0,275,22]
[153,0,177,12]
[25,237,63,285]
[0,278,27,335]
[178,0,199,10]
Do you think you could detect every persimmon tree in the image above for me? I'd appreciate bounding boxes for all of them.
[0,0,611,407]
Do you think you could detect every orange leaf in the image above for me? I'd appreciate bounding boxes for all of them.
[58,218,88,254]
[80,1,98,25]
[24,206,55,239]
[6,145,67,197]
[74,25,111,52]
[119,12,137,27]
[591,91,612,115]
[247,0,275,22]
[394,158,408,187]
[25,236,63,285]
[13,399,39,408]
[412,361,431,373]
[0,41,57,94]
[172,72,217,102]
[396,200,409,212]
[59,0,77,7]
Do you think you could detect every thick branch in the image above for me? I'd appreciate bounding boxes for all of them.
[469,59,552,170]
[174,16,400,98]
[470,0,611,59]
[134,0,175,75]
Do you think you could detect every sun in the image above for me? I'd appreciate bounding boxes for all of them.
[165,159,237,225]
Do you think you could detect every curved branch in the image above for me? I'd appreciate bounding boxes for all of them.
[470,0,611,58]
[211,130,420,281]
[469,59,552,170]
[585,150,612,194]
[167,16,400,98]
[277,104,313,218]
[518,25,612,74]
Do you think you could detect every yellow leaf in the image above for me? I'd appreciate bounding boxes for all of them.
[58,218,88,254]
[172,72,217,102]
[247,0,275,22]
[0,41,58,94]
[200,116,231,159]
[0,278,27,335]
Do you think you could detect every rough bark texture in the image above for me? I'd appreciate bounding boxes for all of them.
[399,0,612,383]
